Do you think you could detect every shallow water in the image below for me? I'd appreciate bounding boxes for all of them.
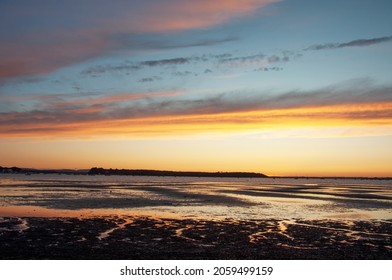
[0,174,391,220]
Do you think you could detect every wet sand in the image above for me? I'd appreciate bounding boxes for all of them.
[1,216,391,259]
[1,175,391,259]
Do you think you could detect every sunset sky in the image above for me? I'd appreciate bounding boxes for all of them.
[1,0,391,176]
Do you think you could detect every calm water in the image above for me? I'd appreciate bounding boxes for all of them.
[0,174,391,220]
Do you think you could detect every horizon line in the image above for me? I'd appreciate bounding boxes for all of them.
[1,166,391,179]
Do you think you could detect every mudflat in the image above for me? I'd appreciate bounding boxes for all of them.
[1,216,391,259]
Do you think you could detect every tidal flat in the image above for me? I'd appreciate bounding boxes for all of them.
[1,216,391,259]
[0,174,391,259]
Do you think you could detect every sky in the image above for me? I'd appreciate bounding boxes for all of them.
[0,0,391,176]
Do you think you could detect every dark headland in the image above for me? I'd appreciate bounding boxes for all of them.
[87,167,268,178]
[2,166,391,179]
[0,166,267,178]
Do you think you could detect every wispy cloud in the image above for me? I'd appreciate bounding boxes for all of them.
[172,71,195,77]
[255,67,283,72]
[0,29,109,80]
[305,35,392,51]
[119,36,240,51]
[0,0,278,80]
[81,64,141,76]
[218,53,266,65]
[79,34,391,78]
[81,55,208,76]
[81,51,292,77]
[217,52,296,68]
[138,76,162,83]
[132,0,281,33]
[141,57,191,67]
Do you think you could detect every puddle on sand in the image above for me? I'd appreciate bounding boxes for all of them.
[0,217,29,232]
[1,214,390,259]
[97,217,134,240]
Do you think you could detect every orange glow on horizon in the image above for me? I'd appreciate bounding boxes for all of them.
[1,101,391,138]
[1,101,391,178]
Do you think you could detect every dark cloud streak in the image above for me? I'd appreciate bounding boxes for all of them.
[81,57,192,75]
[81,53,223,76]
[138,76,162,83]
[120,36,239,50]
[218,53,266,64]
[305,36,392,51]
[141,57,190,67]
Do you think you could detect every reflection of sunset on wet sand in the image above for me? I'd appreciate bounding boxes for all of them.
[1,174,391,259]
[1,175,391,220]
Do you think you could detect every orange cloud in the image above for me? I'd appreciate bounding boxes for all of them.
[130,0,280,32]
[1,101,391,138]
[0,29,110,79]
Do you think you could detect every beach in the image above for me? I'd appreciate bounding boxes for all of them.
[1,174,391,259]
[1,216,391,259]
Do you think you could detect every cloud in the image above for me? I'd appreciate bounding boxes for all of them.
[81,54,225,76]
[305,35,392,51]
[53,90,183,107]
[1,82,391,137]
[141,57,190,67]
[130,0,281,33]
[255,67,283,72]
[172,71,194,77]
[81,64,141,76]
[138,76,162,83]
[81,56,203,76]
[0,0,278,80]
[119,36,240,51]
[218,53,266,65]
[81,51,293,77]
[218,53,295,67]
[0,29,110,80]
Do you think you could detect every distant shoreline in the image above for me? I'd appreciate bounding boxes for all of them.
[87,167,268,178]
[0,166,391,179]
[0,166,267,178]
[269,176,392,180]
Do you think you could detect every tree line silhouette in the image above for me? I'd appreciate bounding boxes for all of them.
[88,167,267,178]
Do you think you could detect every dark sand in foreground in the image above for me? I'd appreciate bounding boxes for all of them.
[1,216,391,259]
